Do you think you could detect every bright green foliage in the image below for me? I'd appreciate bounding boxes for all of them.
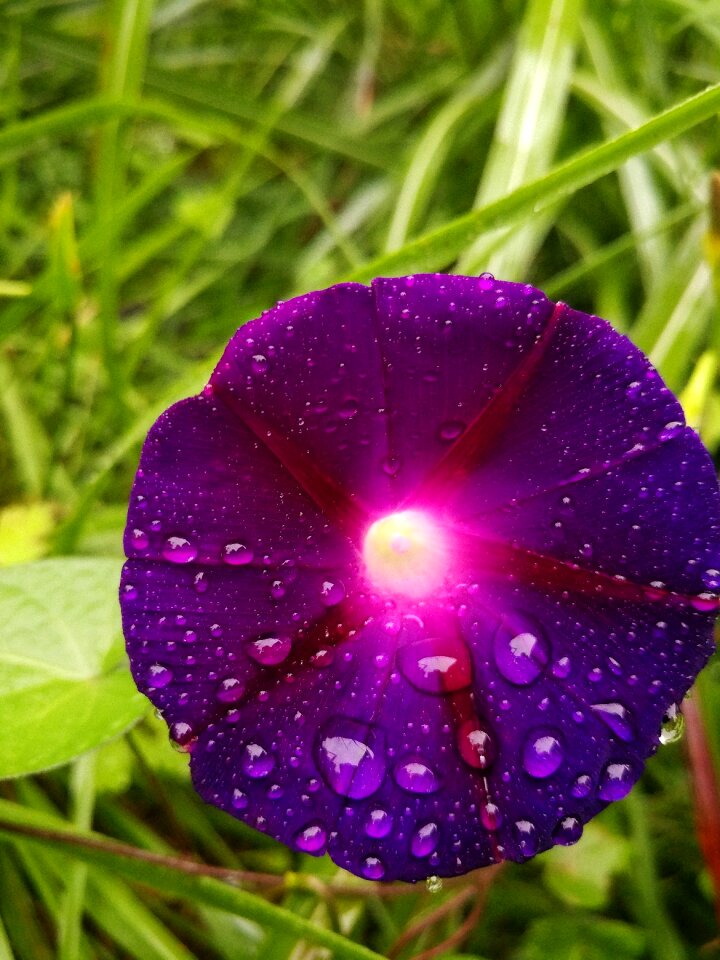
[1,0,720,958]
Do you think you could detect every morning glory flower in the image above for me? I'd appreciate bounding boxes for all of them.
[120,274,720,882]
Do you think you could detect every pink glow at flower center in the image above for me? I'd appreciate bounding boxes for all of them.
[363,510,449,599]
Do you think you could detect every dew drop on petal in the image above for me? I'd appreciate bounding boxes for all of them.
[411,822,439,857]
[553,816,583,845]
[591,702,634,742]
[315,719,385,799]
[513,819,539,857]
[241,743,275,779]
[320,579,345,606]
[571,774,593,798]
[247,634,292,666]
[397,636,472,694]
[361,856,385,880]
[147,663,173,688]
[492,617,549,685]
[223,542,254,565]
[216,676,245,703]
[294,822,327,854]
[598,761,635,801]
[438,420,465,442]
[659,704,684,744]
[457,719,496,770]
[394,757,440,794]
[365,807,393,838]
[481,802,503,830]
[131,528,149,550]
[162,536,197,564]
[426,875,443,893]
[231,789,248,810]
[522,731,563,778]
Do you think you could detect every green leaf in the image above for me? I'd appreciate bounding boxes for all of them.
[0,558,146,779]
[543,822,629,909]
[516,916,645,960]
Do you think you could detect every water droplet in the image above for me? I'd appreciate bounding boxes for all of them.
[397,636,472,694]
[217,677,245,703]
[169,721,195,750]
[457,719,496,770]
[131,528,148,550]
[493,616,549,685]
[315,718,385,799]
[147,663,173,688]
[411,822,439,857]
[598,761,635,801]
[381,456,401,477]
[339,399,359,420]
[478,273,495,291]
[438,420,465,442]
[571,774,592,798]
[223,542,254,565]
[241,743,275,779]
[361,856,385,880]
[247,634,292,666]
[123,583,138,600]
[553,816,582,845]
[522,731,563,778]
[513,819,538,857]
[660,704,684,744]
[295,822,327,854]
[231,789,248,810]
[320,580,345,606]
[591,702,634,742]
[162,536,197,564]
[701,568,720,590]
[250,354,268,375]
[365,808,392,838]
[481,802,503,830]
[552,656,571,678]
[659,420,683,441]
[394,757,440,794]
[193,571,208,594]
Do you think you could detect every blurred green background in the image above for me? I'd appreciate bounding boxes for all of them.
[2,1,720,958]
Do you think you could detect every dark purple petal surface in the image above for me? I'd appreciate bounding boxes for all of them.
[121,274,720,883]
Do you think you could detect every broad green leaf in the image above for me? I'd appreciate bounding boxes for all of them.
[516,916,645,960]
[0,558,146,778]
[543,822,629,909]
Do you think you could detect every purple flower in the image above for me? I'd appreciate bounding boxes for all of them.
[121,274,720,883]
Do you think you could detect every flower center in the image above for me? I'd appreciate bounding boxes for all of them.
[363,510,448,599]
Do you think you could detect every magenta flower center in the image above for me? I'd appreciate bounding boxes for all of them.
[363,510,449,599]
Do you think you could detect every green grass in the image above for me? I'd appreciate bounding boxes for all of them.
[1,1,720,958]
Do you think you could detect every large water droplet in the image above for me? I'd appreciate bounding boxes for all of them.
[701,568,720,590]
[553,816,582,845]
[294,822,327,854]
[591,702,634,742]
[315,718,385,799]
[457,719,496,770]
[162,536,197,564]
[365,808,392,838]
[147,663,173,689]
[394,757,440,794]
[411,822,439,857]
[522,731,563,778]
[659,704,684,744]
[361,856,385,880]
[513,819,538,857]
[397,636,472,694]
[242,743,275,779]
[247,634,292,666]
[493,616,549,685]
[598,761,635,801]
[223,542,254,565]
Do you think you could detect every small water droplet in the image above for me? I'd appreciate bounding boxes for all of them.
[131,528,149,549]
[659,704,684,744]
[365,807,392,838]
[659,420,683,441]
[217,677,245,703]
[513,819,539,857]
[397,636,472,694]
[457,719,496,770]
[553,816,583,846]
[315,718,385,799]
[250,354,268,374]
[242,743,275,779]
[552,656,571,678]
[598,761,635,801]
[162,536,197,564]
[522,731,563,778]
[147,663,173,688]
[320,580,345,606]
[223,542,254,565]
[339,399,359,420]
[169,721,195,751]
[591,702,634,742]
[492,615,549,685]
[481,802,503,830]
[247,634,292,666]
[394,757,440,794]
[701,568,720,591]
[294,822,327,854]
[438,420,465,442]
[231,789,248,810]
[411,822,439,857]
[571,774,592,798]
[193,571,208,594]
[361,856,385,880]
[478,273,494,292]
